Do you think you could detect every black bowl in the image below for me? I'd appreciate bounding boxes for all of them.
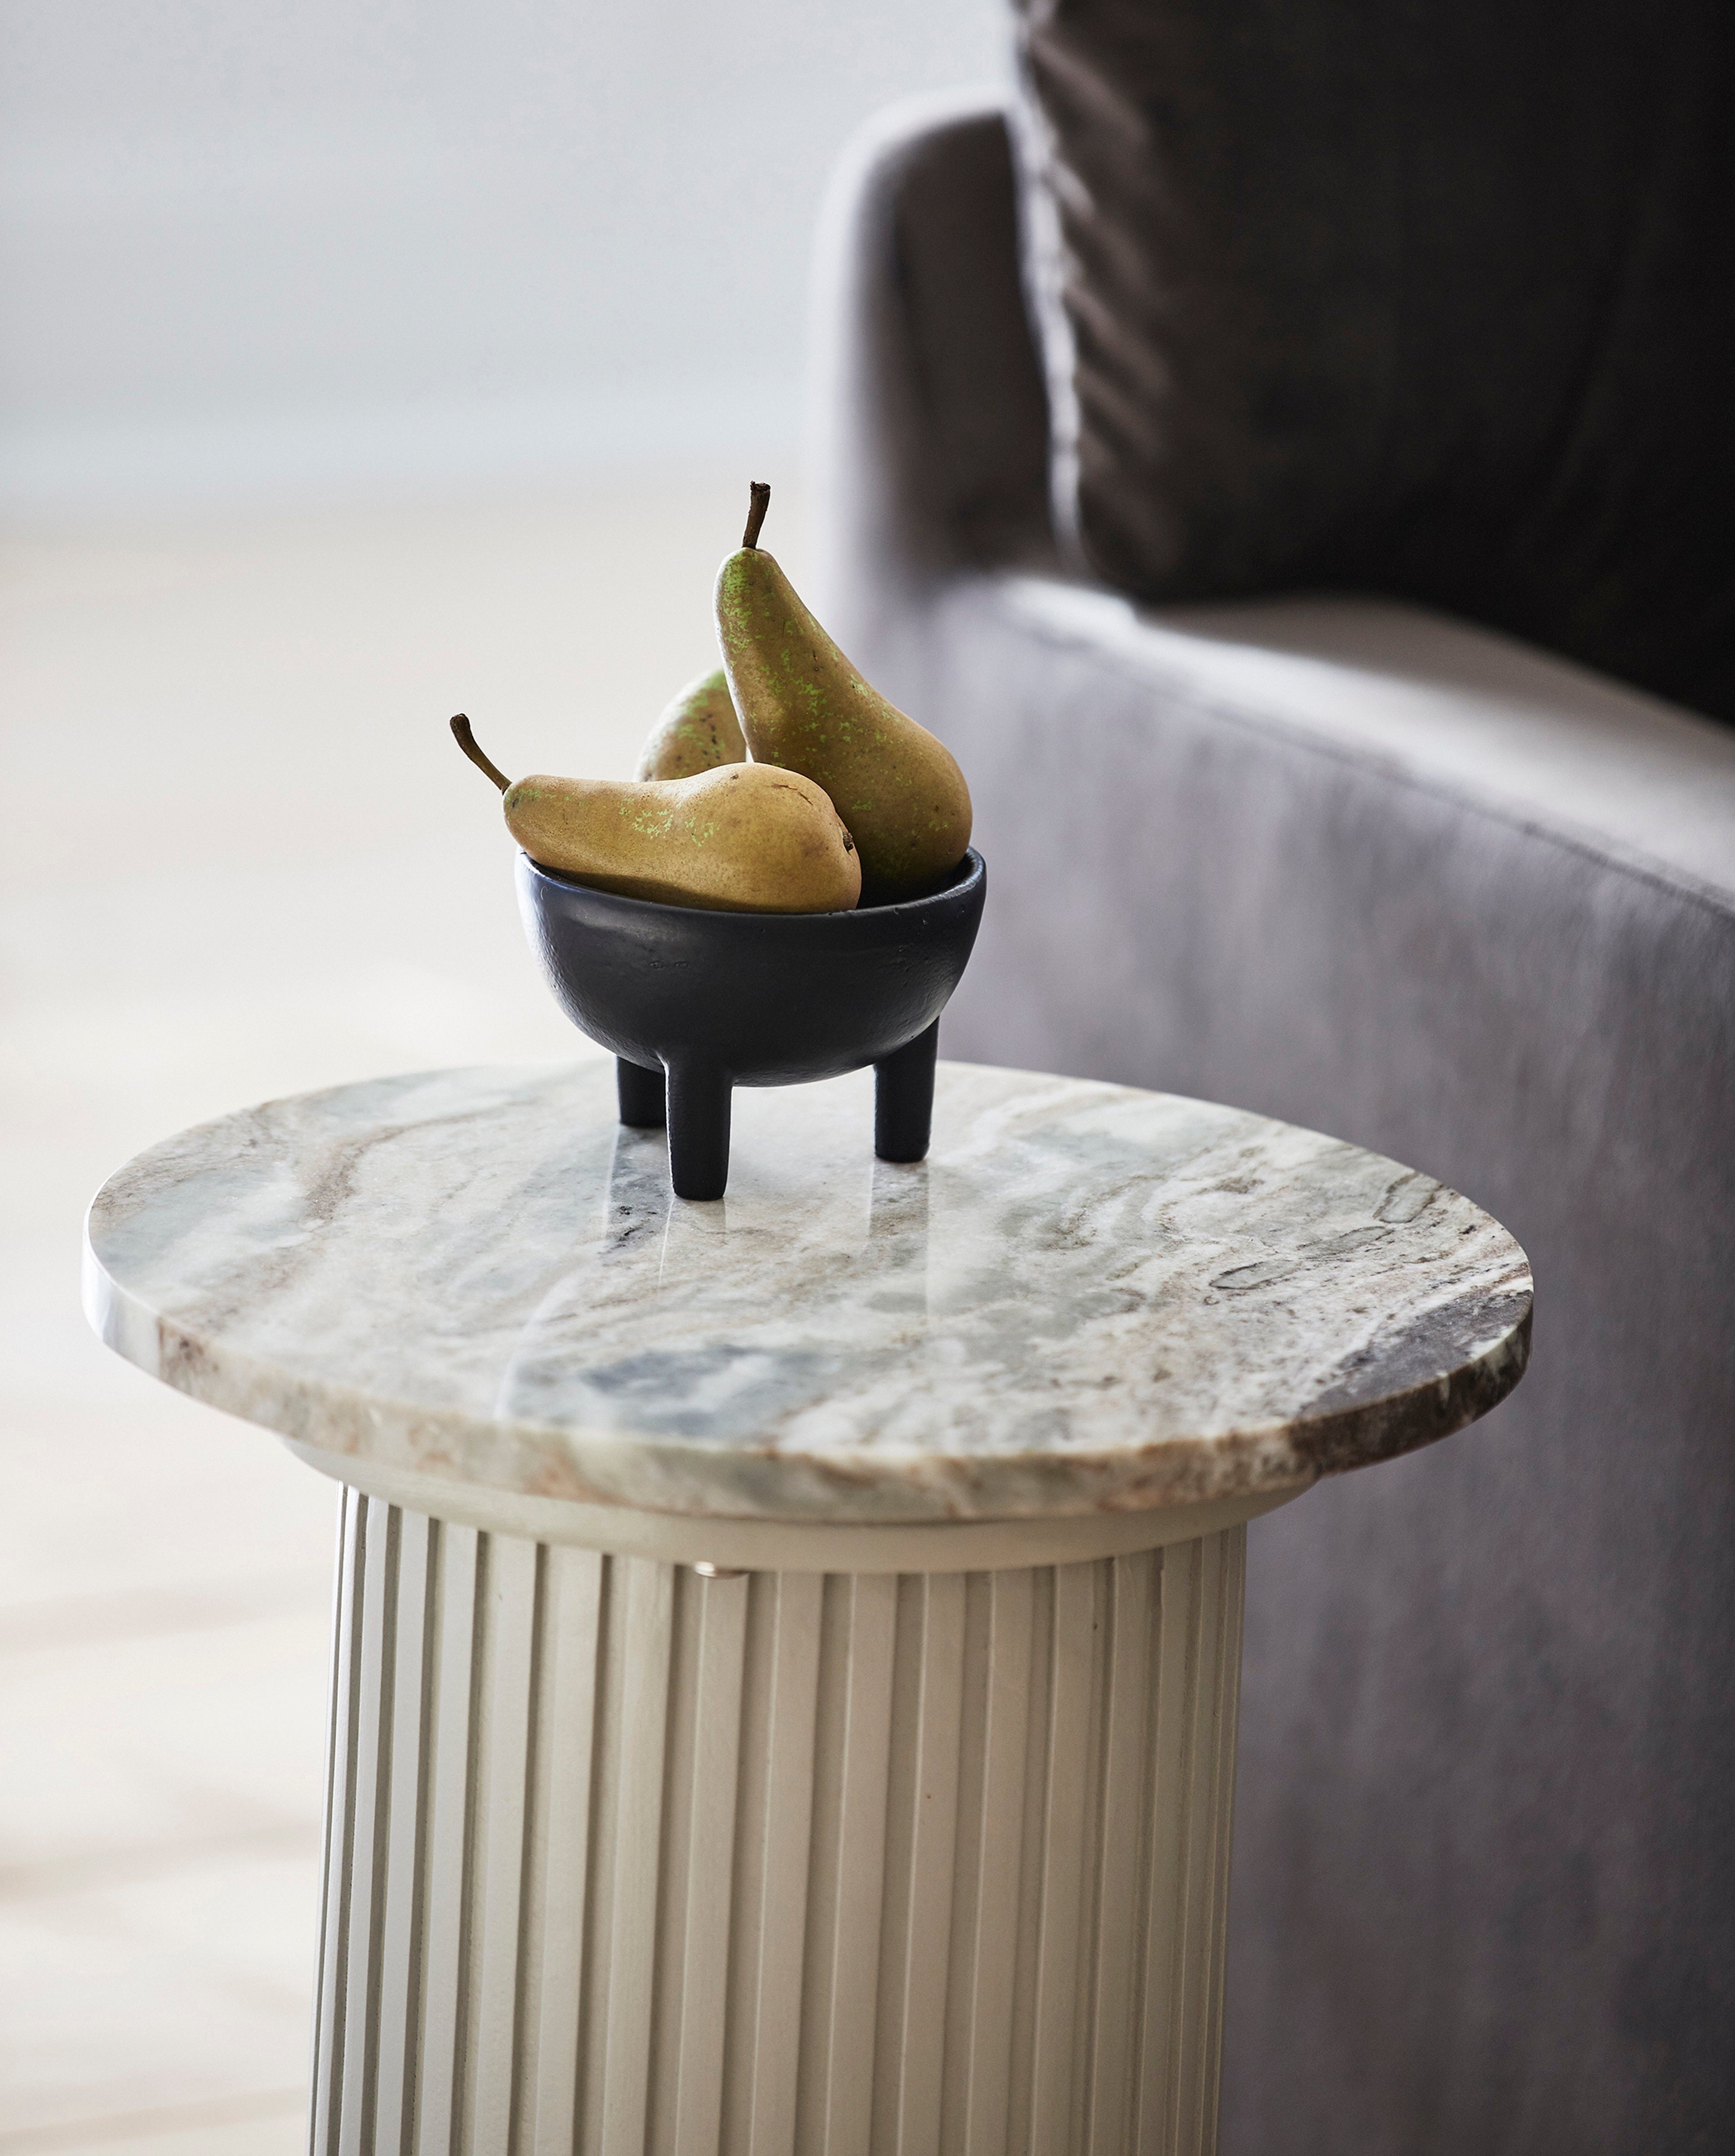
[516,847,986,1199]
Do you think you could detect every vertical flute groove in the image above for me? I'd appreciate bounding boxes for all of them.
[1028,1562,1095,2153]
[1174,1530,1225,2151]
[822,1572,898,2156]
[601,1558,675,2155]
[358,1507,403,2155]
[311,1490,362,2156]
[371,1510,435,2154]
[1197,1530,1245,2156]
[1135,1540,1184,2153]
[449,1531,492,2152]
[575,1555,623,2153]
[463,1532,540,2151]
[506,1544,547,2155]
[310,1498,339,2153]
[746,1570,824,2156]
[794,1576,851,2154]
[1004,1566,1052,2156]
[412,1522,481,2153]
[319,1500,373,2156]
[519,1545,604,2154]
[336,1497,396,2156]
[1099,1550,1161,2154]
[962,1568,1033,2156]
[308,1489,345,2154]
[671,1573,749,2156]
[880,1570,963,2156]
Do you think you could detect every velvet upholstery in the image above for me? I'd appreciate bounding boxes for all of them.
[810,96,1735,2154]
[1008,0,1735,723]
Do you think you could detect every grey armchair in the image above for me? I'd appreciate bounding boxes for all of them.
[810,95,1735,2155]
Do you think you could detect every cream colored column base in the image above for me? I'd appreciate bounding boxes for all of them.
[312,1489,1250,2155]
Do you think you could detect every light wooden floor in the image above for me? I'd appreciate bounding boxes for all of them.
[0,470,799,2150]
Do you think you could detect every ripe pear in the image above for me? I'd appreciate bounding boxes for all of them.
[714,483,972,898]
[635,666,745,781]
[450,715,859,913]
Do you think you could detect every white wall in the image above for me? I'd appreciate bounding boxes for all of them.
[0,0,1007,511]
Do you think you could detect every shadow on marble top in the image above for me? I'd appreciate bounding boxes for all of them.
[82,1061,1531,1525]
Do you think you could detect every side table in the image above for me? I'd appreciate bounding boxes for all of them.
[84,1060,1530,2155]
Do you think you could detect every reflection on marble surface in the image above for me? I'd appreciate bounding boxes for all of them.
[84,1062,1531,1523]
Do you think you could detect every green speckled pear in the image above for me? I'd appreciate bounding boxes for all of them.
[448,713,859,913]
[715,483,972,898]
[635,666,745,781]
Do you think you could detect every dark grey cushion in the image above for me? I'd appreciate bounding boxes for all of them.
[1009,0,1735,722]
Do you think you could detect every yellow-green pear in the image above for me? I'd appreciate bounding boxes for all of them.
[449,715,858,913]
[635,666,745,781]
[714,482,972,897]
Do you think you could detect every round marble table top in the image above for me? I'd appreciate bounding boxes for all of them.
[83,1059,1531,1526]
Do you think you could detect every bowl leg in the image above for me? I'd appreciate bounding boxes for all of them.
[874,1019,939,1163]
[666,1061,732,1201]
[616,1058,667,1129]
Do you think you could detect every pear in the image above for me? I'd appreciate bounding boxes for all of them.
[450,714,859,913]
[714,482,972,898]
[635,666,745,781]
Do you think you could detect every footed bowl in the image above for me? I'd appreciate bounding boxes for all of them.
[515,847,986,1199]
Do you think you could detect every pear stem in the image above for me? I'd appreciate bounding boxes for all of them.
[743,481,770,549]
[450,713,510,793]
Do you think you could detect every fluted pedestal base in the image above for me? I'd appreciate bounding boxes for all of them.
[312,1492,1246,2156]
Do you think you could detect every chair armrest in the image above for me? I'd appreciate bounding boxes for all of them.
[808,92,1053,665]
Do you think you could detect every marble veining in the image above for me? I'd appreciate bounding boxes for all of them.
[83,1061,1531,1523]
